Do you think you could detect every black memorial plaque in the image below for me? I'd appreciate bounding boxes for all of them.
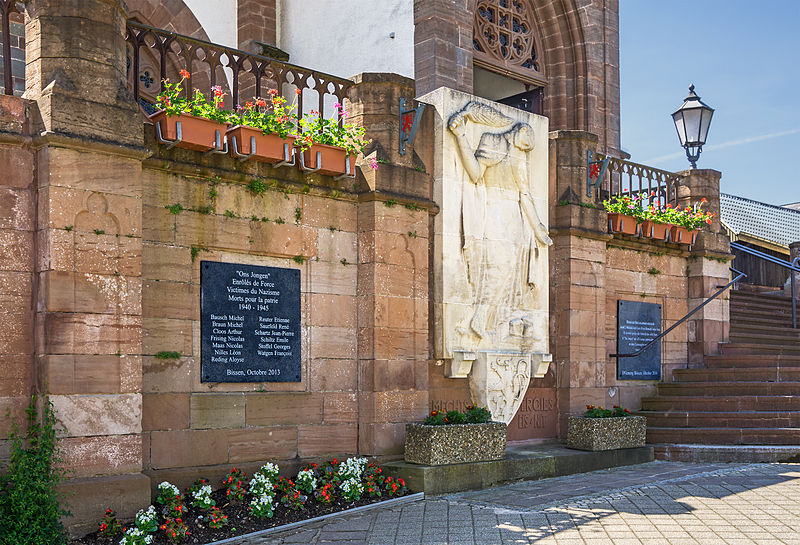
[617,300,661,380]
[201,261,300,382]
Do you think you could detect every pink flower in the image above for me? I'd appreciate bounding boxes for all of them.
[368,157,378,170]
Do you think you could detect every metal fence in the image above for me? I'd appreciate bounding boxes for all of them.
[125,20,353,120]
[589,152,684,209]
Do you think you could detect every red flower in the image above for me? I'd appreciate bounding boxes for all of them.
[245,101,253,108]
[295,88,302,95]
[179,69,190,79]
[256,98,267,107]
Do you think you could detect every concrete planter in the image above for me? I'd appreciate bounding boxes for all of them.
[566,416,646,451]
[404,422,507,465]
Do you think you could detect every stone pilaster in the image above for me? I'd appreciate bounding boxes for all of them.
[678,169,731,365]
[347,74,431,454]
[23,0,149,535]
[548,131,612,437]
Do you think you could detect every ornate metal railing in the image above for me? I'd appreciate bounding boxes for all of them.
[125,20,353,118]
[1,0,22,95]
[587,151,684,208]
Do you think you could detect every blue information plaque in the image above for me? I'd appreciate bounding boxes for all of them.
[201,261,301,382]
[616,299,661,381]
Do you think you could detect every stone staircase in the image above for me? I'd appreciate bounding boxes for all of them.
[640,290,800,462]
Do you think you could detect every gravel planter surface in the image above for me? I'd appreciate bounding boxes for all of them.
[71,487,413,545]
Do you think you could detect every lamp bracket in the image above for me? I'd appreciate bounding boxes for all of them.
[586,149,610,198]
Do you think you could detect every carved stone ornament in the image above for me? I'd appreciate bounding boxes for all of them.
[420,88,552,424]
[473,0,544,85]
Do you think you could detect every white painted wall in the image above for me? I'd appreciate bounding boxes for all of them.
[185,0,238,48]
[279,0,414,80]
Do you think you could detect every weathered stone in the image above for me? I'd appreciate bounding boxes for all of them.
[566,416,647,451]
[190,393,245,429]
[50,393,141,437]
[404,422,506,465]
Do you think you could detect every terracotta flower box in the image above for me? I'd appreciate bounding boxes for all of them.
[607,213,639,236]
[566,415,646,451]
[301,143,356,176]
[227,125,295,163]
[149,111,227,152]
[668,225,697,245]
[404,422,506,466]
[640,220,670,240]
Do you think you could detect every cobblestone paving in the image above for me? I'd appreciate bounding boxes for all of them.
[245,462,800,545]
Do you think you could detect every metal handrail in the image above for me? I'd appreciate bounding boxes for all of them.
[610,267,748,359]
[730,241,799,328]
[125,20,353,119]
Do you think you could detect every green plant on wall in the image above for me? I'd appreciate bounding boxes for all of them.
[0,396,69,544]
[154,351,181,359]
[248,178,267,196]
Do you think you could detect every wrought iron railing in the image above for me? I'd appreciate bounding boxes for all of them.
[731,241,800,328]
[610,268,748,360]
[125,20,353,119]
[1,0,22,95]
[587,151,684,209]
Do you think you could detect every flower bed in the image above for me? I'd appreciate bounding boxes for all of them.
[71,458,407,545]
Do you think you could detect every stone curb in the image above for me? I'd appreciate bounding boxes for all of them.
[206,492,424,544]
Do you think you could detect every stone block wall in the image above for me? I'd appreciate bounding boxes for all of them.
[0,95,34,444]
[547,130,731,436]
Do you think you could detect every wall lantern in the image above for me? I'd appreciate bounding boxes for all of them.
[672,84,714,169]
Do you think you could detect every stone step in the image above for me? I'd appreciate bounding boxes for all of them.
[729,330,800,346]
[653,444,800,463]
[720,342,800,356]
[731,291,793,302]
[647,427,800,445]
[730,322,800,336]
[672,367,800,382]
[637,410,800,428]
[730,304,794,318]
[730,315,795,328]
[382,443,654,496]
[658,382,800,396]
[704,354,800,368]
[641,395,800,412]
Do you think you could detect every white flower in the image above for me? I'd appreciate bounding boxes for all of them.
[337,457,369,480]
[157,481,180,496]
[249,472,275,497]
[258,462,280,481]
[296,469,317,491]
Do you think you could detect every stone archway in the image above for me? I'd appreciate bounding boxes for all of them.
[127,0,211,41]
[413,0,619,154]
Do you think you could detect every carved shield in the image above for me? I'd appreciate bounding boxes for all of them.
[469,352,531,424]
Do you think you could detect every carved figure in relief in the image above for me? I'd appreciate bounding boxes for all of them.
[484,356,531,423]
[448,102,552,347]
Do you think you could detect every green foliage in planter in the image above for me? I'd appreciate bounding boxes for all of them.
[422,404,491,425]
[464,404,492,423]
[583,404,632,418]
[0,396,69,545]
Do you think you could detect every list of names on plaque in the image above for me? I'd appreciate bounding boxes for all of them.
[616,299,661,380]
[201,261,301,382]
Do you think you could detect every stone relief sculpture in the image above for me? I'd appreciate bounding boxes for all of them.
[448,101,552,349]
[421,89,552,425]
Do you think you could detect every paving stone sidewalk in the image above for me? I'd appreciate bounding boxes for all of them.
[242,461,800,545]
